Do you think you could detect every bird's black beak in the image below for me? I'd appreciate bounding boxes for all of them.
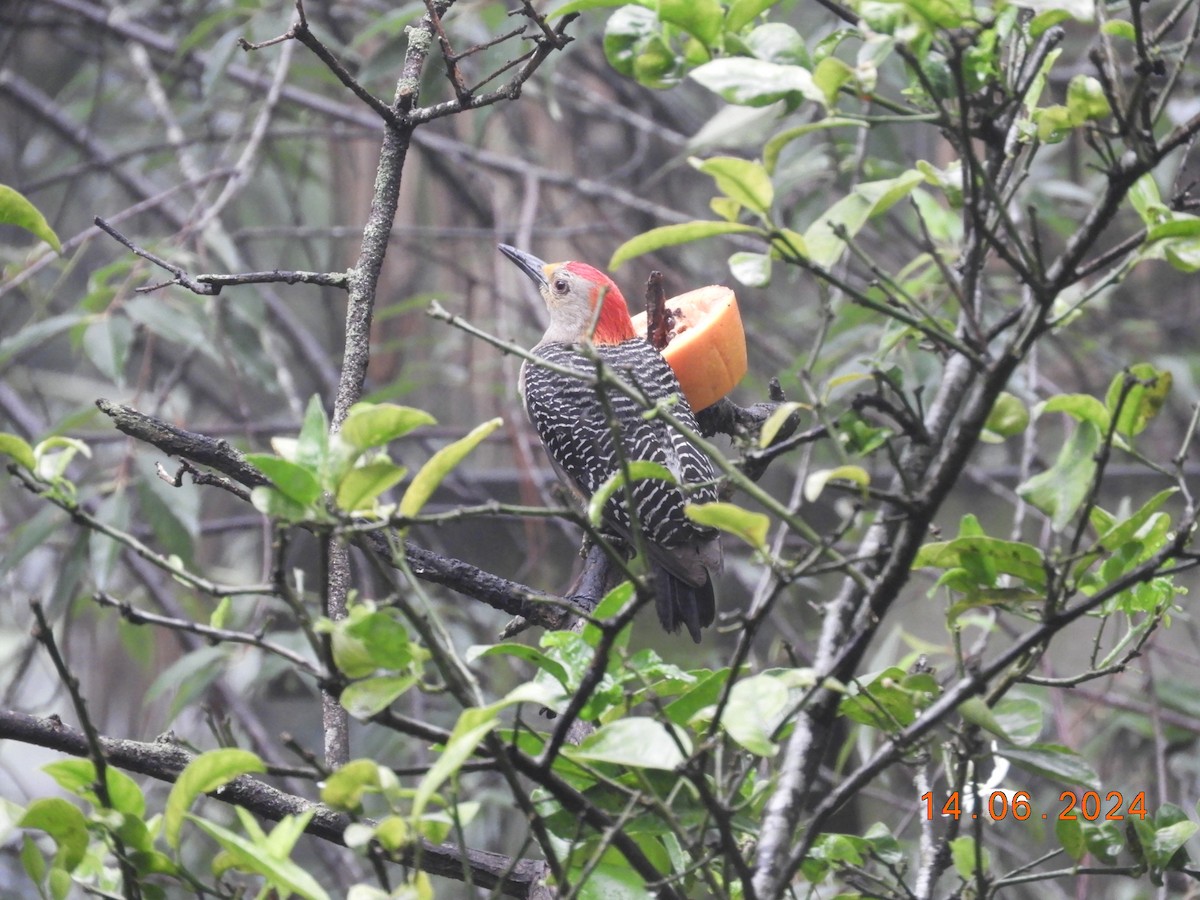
[498,244,549,289]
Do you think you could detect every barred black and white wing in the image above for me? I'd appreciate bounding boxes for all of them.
[521,338,723,640]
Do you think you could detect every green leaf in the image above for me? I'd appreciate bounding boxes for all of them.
[949,836,989,878]
[42,759,145,817]
[727,250,771,287]
[189,812,329,900]
[689,57,825,107]
[587,460,676,527]
[1056,814,1086,862]
[602,6,661,80]
[466,643,571,688]
[346,608,416,669]
[744,22,809,66]
[1017,420,1100,531]
[1000,743,1099,789]
[720,673,789,755]
[321,759,383,811]
[1039,393,1110,430]
[1083,821,1124,863]
[727,0,782,32]
[1128,173,1165,224]
[336,461,407,511]
[33,436,91,482]
[581,580,638,648]
[210,596,232,630]
[803,465,869,502]
[608,220,759,270]
[981,392,1029,442]
[991,697,1043,747]
[341,674,419,718]
[956,697,1010,740]
[1105,364,1171,438]
[1090,488,1177,553]
[913,535,1045,587]
[840,668,938,731]
[399,418,502,519]
[813,56,854,106]
[803,170,924,267]
[412,707,500,820]
[340,403,435,451]
[250,485,312,522]
[567,717,690,770]
[18,799,88,871]
[0,433,36,471]
[663,667,732,726]
[757,401,806,448]
[1102,19,1136,40]
[691,156,774,217]
[1142,804,1198,869]
[685,501,769,552]
[164,748,265,849]
[295,395,329,473]
[659,0,724,46]
[1065,74,1110,122]
[763,117,863,174]
[0,184,61,251]
[244,454,322,506]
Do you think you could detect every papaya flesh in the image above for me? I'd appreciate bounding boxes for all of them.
[630,285,747,412]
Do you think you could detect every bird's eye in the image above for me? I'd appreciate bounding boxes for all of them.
[552,278,569,294]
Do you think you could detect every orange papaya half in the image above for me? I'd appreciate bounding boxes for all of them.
[630,285,747,412]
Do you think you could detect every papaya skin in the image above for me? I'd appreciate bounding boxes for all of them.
[631,285,747,411]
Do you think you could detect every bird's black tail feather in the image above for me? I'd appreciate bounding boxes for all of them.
[653,563,716,643]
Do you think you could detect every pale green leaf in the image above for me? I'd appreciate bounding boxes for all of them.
[1001,743,1099,789]
[609,221,759,270]
[803,465,869,502]
[320,759,383,811]
[757,401,806,447]
[659,0,724,45]
[188,812,329,900]
[164,749,265,849]
[567,717,690,770]
[726,0,781,32]
[685,501,769,552]
[336,461,407,511]
[245,454,322,506]
[341,674,419,718]
[340,403,435,451]
[982,392,1029,442]
[764,117,863,173]
[0,433,36,471]
[18,799,88,871]
[803,170,924,267]
[1017,421,1100,531]
[1105,364,1171,438]
[691,156,774,216]
[729,251,772,286]
[950,836,989,878]
[689,57,825,107]
[412,707,499,820]
[720,674,789,755]
[0,184,61,251]
[399,418,502,519]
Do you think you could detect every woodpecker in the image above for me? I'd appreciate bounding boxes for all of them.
[499,244,723,642]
